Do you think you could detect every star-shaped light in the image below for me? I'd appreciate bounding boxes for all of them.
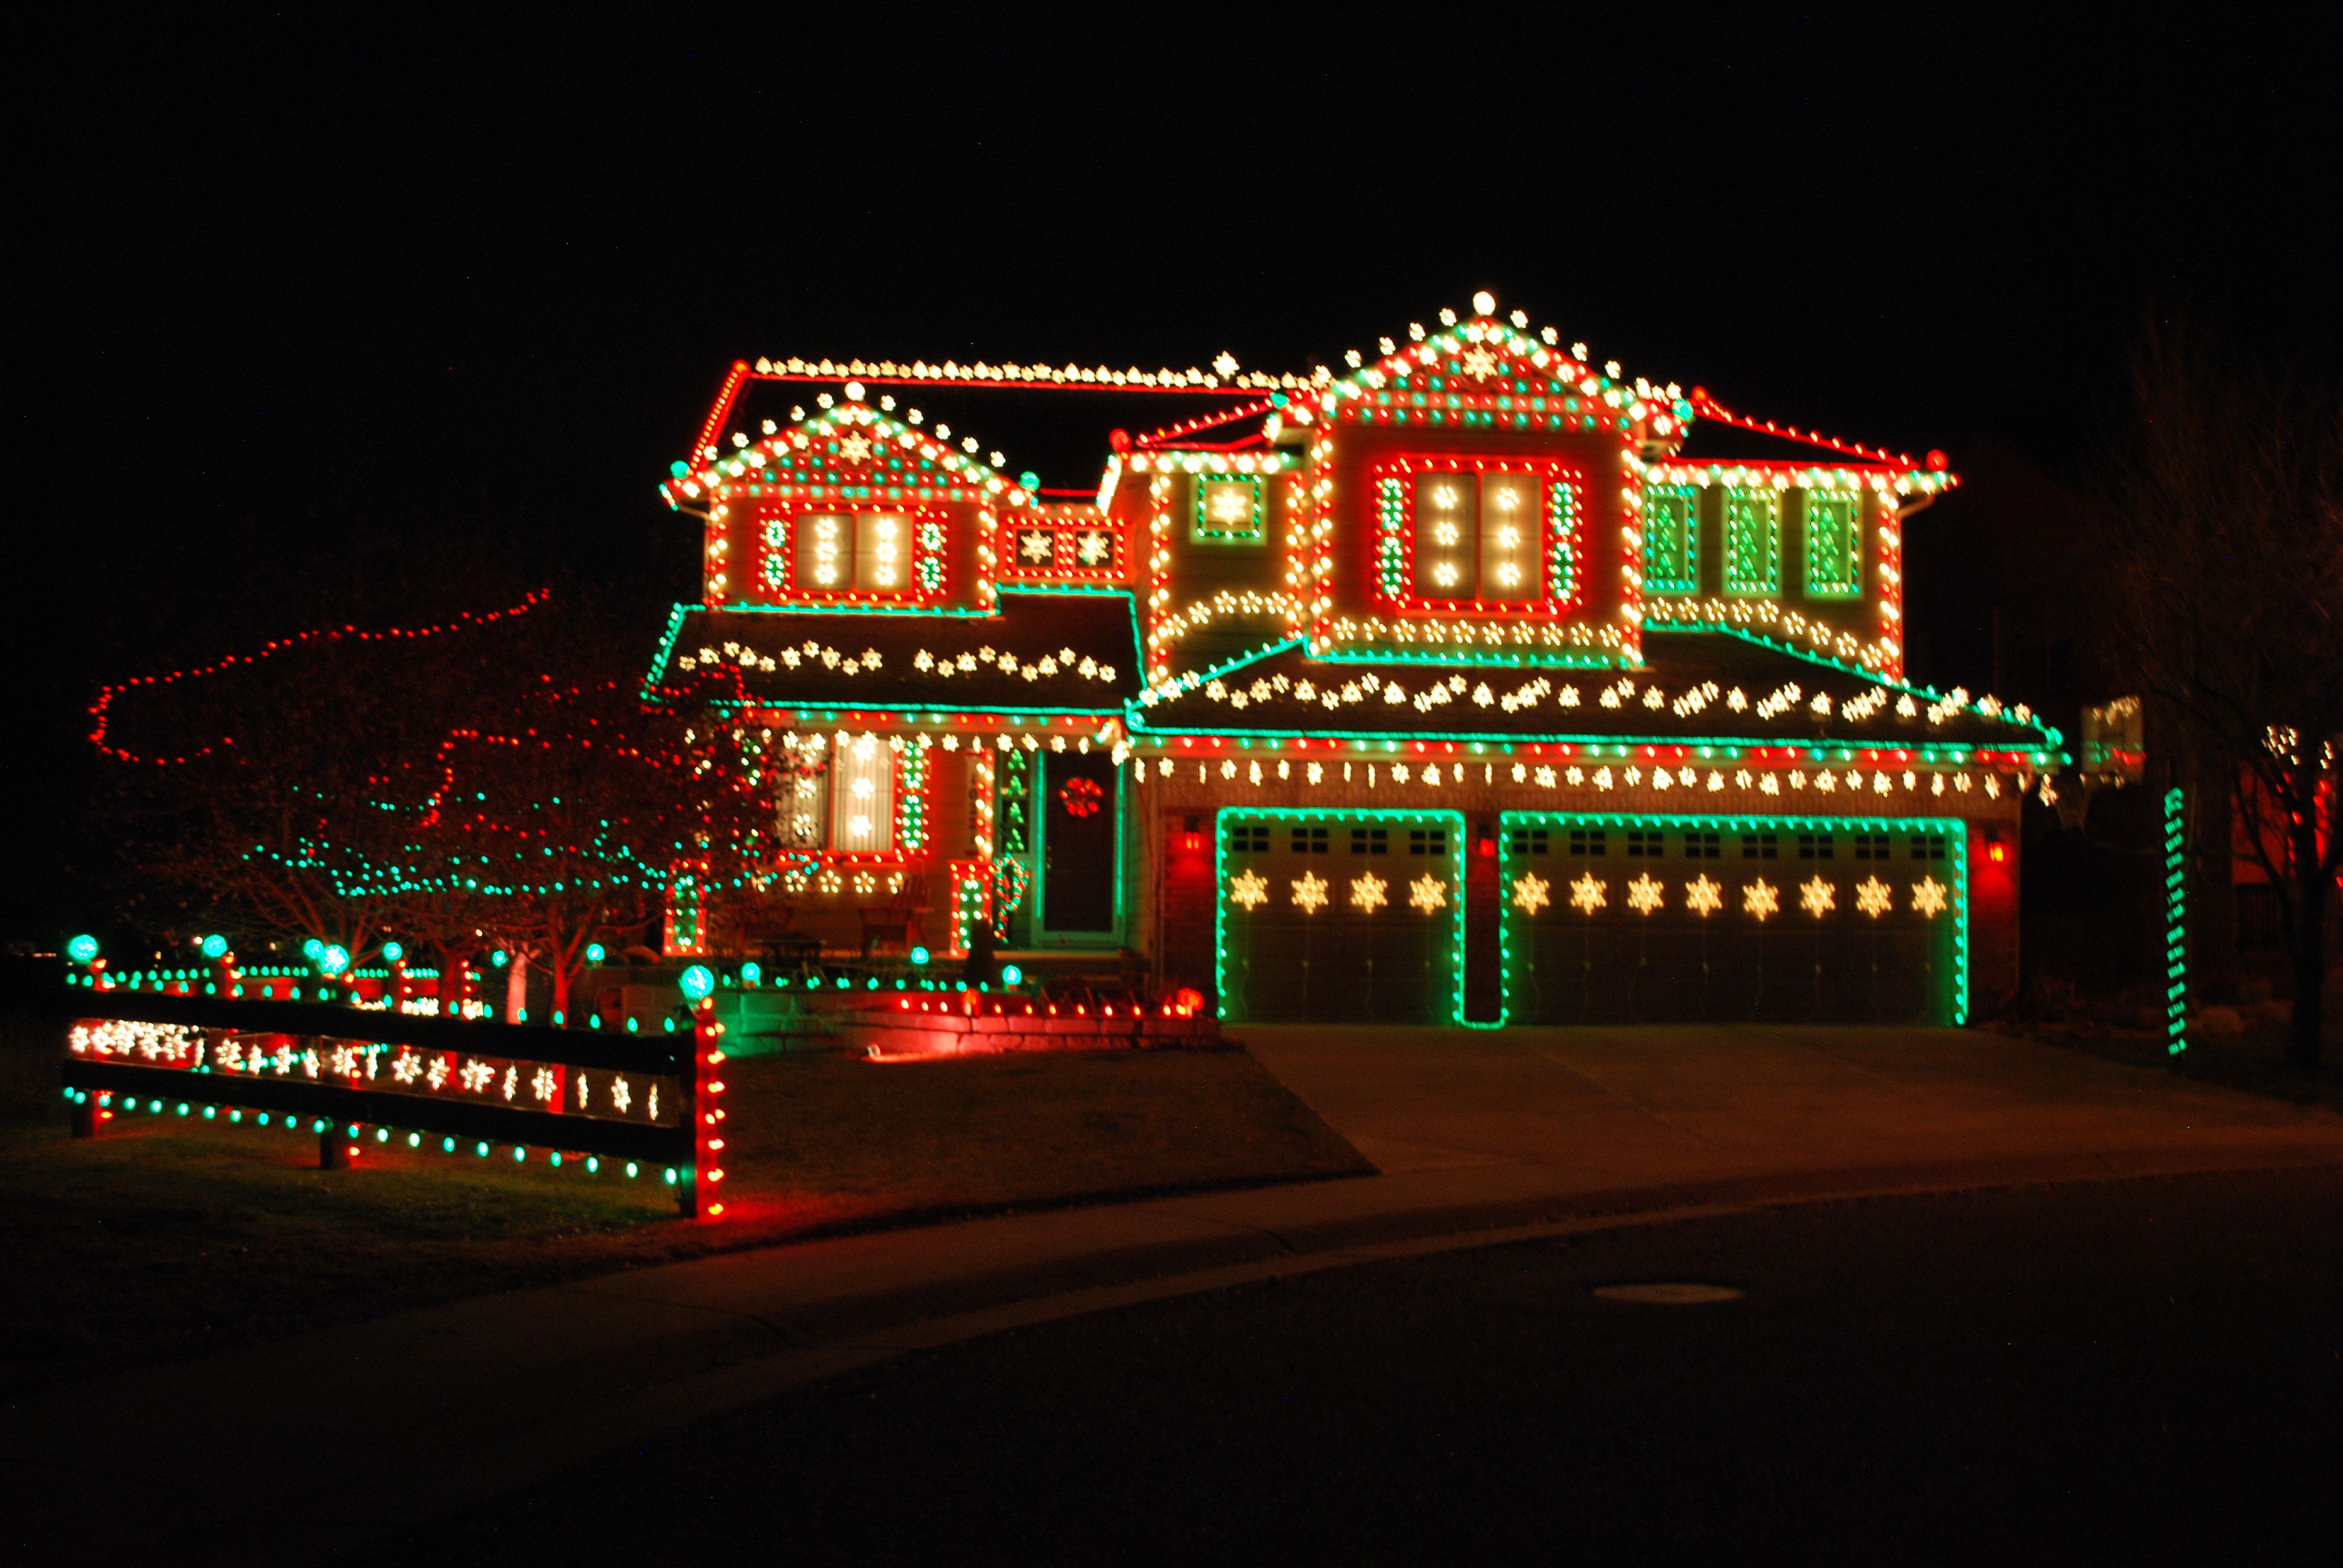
[1911,875,1948,918]
[1460,346,1499,378]
[836,434,873,463]
[1800,876,1837,918]
[1685,874,1724,916]
[1228,869,1268,910]
[1743,878,1780,922]
[1019,530,1054,563]
[1291,871,1329,914]
[1627,873,1665,915]
[1076,529,1112,564]
[1569,872,1608,915]
[1512,872,1551,914]
[1855,876,1893,918]
[1409,874,1449,913]
[1350,872,1389,913]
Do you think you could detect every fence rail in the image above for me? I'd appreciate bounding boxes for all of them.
[59,987,709,1212]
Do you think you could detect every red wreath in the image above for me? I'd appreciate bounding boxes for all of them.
[1058,777,1104,818]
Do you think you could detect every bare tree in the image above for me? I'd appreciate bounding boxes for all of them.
[2096,320,2343,1068]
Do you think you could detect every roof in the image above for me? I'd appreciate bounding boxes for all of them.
[644,590,1142,716]
[1128,630,2062,760]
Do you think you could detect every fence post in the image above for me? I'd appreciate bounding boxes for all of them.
[321,1121,351,1169]
[683,986,729,1220]
[69,1094,97,1138]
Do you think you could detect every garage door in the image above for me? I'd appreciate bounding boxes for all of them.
[1500,814,1967,1025]
[1217,809,1466,1024]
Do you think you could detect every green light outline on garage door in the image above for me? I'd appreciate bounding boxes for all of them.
[1215,806,1469,1026]
[1495,811,1969,1028]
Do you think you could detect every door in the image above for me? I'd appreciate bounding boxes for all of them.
[1039,750,1120,937]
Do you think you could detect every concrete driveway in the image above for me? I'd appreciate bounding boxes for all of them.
[1240,1023,2339,1195]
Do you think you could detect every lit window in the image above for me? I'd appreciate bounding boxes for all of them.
[1411,472,1545,603]
[795,513,851,590]
[1194,477,1265,543]
[1476,472,1541,603]
[1723,488,1781,596]
[1802,489,1863,598]
[855,512,909,591]
[827,736,895,852]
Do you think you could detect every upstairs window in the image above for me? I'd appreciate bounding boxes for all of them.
[1194,476,1266,544]
[1801,489,1864,599]
[1644,485,1701,595]
[1722,488,1782,596]
[1410,472,1543,602]
[764,507,945,599]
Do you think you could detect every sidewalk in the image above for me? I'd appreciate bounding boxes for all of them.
[10,1025,2343,1558]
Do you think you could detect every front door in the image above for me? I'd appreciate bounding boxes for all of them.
[1039,750,1120,937]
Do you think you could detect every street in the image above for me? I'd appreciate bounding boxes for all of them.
[380,1166,2343,1564]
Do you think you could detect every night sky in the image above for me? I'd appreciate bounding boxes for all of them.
[10,11,2337,942]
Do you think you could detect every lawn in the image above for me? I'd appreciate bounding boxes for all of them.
[0,1002,1369,1399]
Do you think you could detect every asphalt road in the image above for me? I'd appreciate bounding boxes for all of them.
[361,1167,2343,1565]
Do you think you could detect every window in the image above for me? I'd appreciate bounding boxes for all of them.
[1194,476,1265,543]
[793,512,852,590]
[1568,828,1608,857]
[1351,826,1390,855]
[1411,472,1544,603]
[1627,829,1663,858]
[1290,826,1330,854]
[1852,832,1891,861]
[1797,832,1835,861]
[1409,827,1449,857]
[768,508,940,597]
[1910,833,1948,862]
[1802,489,1863,598]
[854,512,911,591]
[1742,832,1778,860]
[1645,486,1700,595]
[1723,487,1781,596]
[1507,826,1550,855]
[828,735,896,852]
[1687,831,1722,859]
[1229,823,1271,854]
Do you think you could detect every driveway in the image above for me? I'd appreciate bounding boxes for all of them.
[1240,1023,2334,1198]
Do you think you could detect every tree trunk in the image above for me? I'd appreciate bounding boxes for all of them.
[2189,745,2240,1004]
[2285,805,2330,1071]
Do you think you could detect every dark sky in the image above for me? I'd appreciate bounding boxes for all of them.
[8,10,2338,940]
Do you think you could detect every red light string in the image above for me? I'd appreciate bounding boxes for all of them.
[88,590,553,765]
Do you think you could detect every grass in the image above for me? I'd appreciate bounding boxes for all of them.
[0,1001,1369,1399]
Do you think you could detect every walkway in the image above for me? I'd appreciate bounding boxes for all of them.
[10,1026,2342,1557]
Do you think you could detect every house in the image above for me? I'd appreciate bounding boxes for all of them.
[644,296,2064,1026]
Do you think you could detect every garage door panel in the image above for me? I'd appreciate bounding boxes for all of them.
[1501,815,1967,1027]
[1219,810,1464,1025]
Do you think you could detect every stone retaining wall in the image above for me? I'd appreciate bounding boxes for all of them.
[840,1004,1222,1060]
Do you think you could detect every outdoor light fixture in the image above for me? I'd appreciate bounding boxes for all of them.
[679,964,716,1001]
[380,941,404,962]
[67,935,99,964]
[200,933,228,959]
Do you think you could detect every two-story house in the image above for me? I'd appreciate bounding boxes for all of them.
[646,295,2063,1027]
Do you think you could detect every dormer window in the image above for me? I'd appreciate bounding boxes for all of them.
[1375,459,1578,614]
[761,505,948,602]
